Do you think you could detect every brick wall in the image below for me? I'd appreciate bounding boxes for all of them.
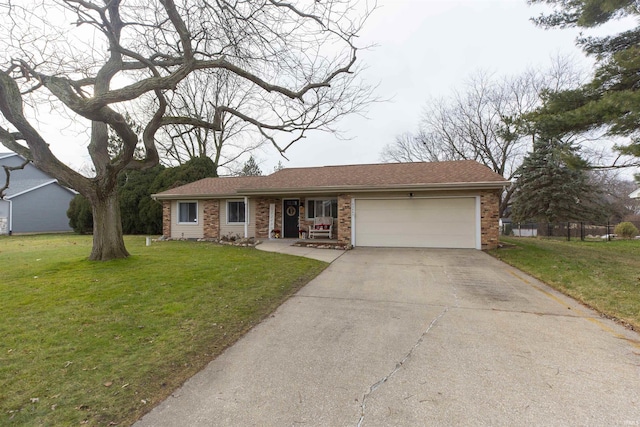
[298,205,312,235]
[255,198,282,238]
[162,200,171,237]
[337,194,352,246]
[203,199,220,239]
[480,190,500,250]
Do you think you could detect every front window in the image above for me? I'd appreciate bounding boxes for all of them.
[178,201,198,223]
[227,200,246,223]
[306,198,338,219]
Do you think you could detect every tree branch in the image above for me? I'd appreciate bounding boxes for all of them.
[0,158,29,199]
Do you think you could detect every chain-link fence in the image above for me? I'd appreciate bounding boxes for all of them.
[501,221,640,241]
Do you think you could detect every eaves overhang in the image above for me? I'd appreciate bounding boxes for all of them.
[4,179,76,199]
[152,192,242,200]
[236,181,510,196]
[153,181,510,199]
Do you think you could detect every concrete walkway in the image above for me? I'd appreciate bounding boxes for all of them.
[254,239,346,263]
[136,248,640,426]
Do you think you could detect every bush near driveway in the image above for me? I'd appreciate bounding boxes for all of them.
[0,235,326,426]
[490,237,640,331]
[614,221,639,239]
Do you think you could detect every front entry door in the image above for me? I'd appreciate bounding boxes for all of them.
[283,199,300,238]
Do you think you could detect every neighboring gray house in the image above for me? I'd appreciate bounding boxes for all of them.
[0,152,76,235]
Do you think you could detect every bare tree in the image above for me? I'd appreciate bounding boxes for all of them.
[0,0,374,260]
[157,70,265,175]
[589,171,640,221]
[381,60,584,217]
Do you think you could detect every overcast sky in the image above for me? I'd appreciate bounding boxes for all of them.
[255,0,624,173]
[35,0,635,177]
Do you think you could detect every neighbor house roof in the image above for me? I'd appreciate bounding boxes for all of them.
[0,151,77,198]
[3,179,59,199]
[152,160,509,199]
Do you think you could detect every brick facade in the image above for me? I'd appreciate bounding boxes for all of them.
[337,194,352,246]
[203,199,220,239]
[255,198,282,238]
[480,190,501,250]
[162,200,171,237]
[161,191,501,249]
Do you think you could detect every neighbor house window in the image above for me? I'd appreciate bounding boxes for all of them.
[227,200,246,223]
[178,201,198,223]
[306,198,338,219]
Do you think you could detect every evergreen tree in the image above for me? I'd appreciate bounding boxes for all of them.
[238,155,262,176]
[152,156,218,190]
[118,165,165,234]
[67,158,218,235]
[511,138,606,223]
[529,0,640,157]
[67,194,93,234]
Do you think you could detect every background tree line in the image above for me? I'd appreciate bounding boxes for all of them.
[382,0,640,225]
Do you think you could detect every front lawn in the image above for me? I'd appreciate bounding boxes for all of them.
[491,237,640,330]
[0,235,326,426]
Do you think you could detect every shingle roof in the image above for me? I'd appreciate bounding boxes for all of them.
[251,160,505,189]
[153,175,264,198]
[153,161,509,199]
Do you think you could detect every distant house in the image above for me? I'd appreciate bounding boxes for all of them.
[0,152,76,235]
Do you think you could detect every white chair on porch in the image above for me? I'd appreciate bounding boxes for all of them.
[308,216,333,239]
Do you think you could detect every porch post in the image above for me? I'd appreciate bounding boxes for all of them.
[244,196,249,238]
[268,203,275,239]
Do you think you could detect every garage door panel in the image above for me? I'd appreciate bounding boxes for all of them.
[354,198,477,248]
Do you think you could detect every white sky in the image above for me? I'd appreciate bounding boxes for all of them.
[38,0,636,177]
[255,0,631,174]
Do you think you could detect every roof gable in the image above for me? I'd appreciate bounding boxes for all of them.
[0,151,76,198]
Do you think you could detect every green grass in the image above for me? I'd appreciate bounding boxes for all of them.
[491,237,640,330]
[0,234,327,426]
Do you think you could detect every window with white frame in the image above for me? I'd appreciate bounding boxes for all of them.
[306,198,338,219]
[227,200,246,223]
[178,201,198,223]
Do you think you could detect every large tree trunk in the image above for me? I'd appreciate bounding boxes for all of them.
[89,188,129,261]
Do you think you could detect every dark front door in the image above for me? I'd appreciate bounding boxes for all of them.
[283,199,299,238]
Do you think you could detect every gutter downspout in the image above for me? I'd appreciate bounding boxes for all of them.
[244,196,249,238]
[8,198,12,235]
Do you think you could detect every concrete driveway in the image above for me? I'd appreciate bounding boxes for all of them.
[136,248,640,426]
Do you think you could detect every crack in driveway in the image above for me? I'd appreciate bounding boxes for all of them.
[356,306,450,427]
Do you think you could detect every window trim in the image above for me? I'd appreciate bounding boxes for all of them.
[305,198,338,220]
[177,201,198,225]
[227,199,246,224]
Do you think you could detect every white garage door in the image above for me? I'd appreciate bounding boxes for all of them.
[354,198,478,248]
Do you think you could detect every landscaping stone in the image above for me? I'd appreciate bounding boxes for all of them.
[292,241,352,250]
[153,236,261,247]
